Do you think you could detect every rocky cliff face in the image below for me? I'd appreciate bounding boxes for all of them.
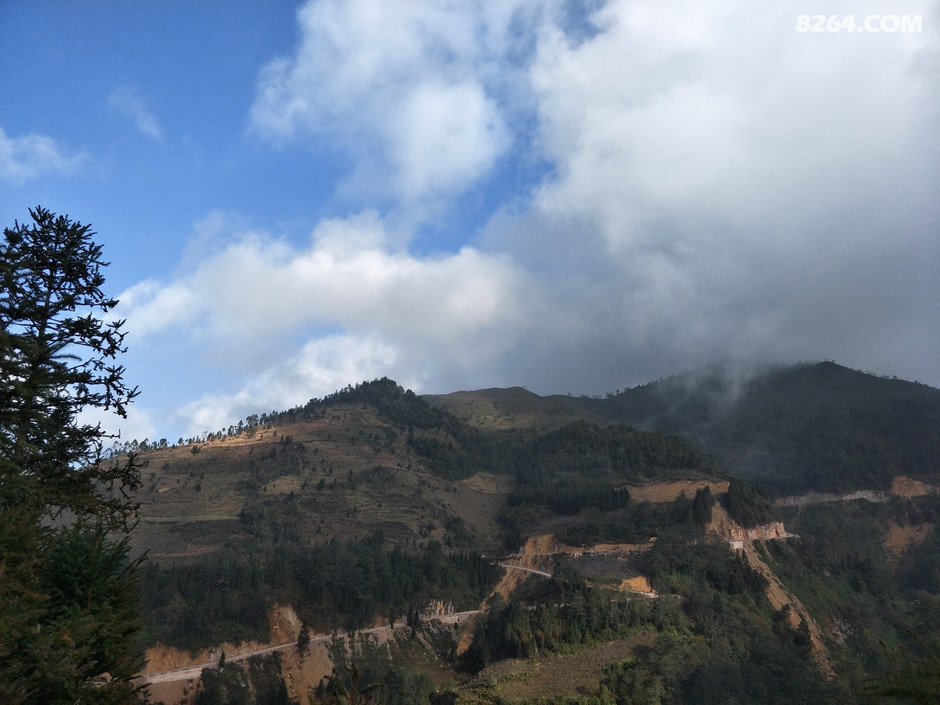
[704,505,833,676]
[707,504,793,545]
[726,520,792,542]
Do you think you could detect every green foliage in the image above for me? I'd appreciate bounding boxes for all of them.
[775,500,894,593]
[503,421,719,541]
[557,492,708,547]
[692,486,715,526]
[517,421,718,483]
[720,478,779,528]
[510,476,631,515]
[615,536,836,704]
[594,633,704,705]
[861,628,940,705]
[289,535,499,632]
[0,208,143,703]
[99,361,940,702]
[297,620,311,652]
[382,667,437,705]
[141,534,501,651]
[322,644,387,705]
[764,498,940,694]
[306,378,445,429]
[603,362,940,494]
[594,626,830,705]
[0,508,45,677]
[267,377,502,481]
[141,550,271,651]
[195,653,296,705]
[643,535,769,600]
[2,525,145,704]
[0,206,140,527]
[323,634,451,705]
[461,569,687,671]
[895,494,940,593]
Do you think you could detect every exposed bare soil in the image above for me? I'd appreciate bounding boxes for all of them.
[460,472,502,495]
[627,479,729,504]
[619,575,653,593]
[142,604,302,676]
[884,521,935,558]
[891,475,938,498]
[280,641,335,704]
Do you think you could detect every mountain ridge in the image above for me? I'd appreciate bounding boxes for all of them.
[429,360,940,494]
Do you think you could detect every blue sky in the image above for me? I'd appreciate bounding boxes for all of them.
[2,0,938,444]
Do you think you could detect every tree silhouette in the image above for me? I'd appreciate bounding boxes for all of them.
[0,207,143,703]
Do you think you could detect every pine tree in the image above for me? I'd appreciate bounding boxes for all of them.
[8,525,146,703]
[0,207,144,703]
[297,621,312,653]
[0,206,140,528]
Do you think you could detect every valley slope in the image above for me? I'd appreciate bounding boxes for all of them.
[130,364,940,705]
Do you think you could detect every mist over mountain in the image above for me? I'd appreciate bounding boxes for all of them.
[598,361,940,494]
[429,360,940,496]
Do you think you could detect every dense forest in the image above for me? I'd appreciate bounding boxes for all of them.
[142,533,501,651]
[496,421,723,548]
[595,361,940,495]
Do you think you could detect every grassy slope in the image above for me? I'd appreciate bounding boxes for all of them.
[133,402,508,561]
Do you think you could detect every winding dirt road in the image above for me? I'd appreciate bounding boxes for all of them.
[140,611,482,684]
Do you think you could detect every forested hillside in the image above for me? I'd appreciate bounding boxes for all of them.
[595,361,940,494]
[126,371,939,705]
[433,361,940,496]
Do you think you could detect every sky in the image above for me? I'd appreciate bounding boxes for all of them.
[2,0,939,444]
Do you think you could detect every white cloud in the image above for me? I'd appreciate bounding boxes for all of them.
[120,211,524,347]
[108,87,162,139]
[483,0,940,387]
[125,0,940,438]
[391,81,509,200]
[175,334,403,435]
[250,0,541,203]
[117,210,531,432]
[0,126,87,184]
[529,0,935,235]
[78,404,157,450]
[118,279,200,337]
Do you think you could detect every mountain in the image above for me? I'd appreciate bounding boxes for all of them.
[128,365,940,705]
[607,361,940,494]
[432,361,940,495]
[133,376,740,561]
